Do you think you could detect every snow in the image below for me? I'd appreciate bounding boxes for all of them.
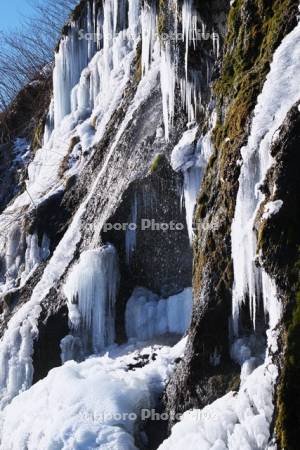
[0,339,186,450]
[262,200,283,220]
[158,361,277,450]
[64,245,120,354]
[125,287,193,340]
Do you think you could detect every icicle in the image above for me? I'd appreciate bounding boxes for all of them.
[160,43,176,140]
[141,1,157,75]
[212,31,220,58]
[171,127,213,243]
[182,0,197,80]
[64,245,120,353]
[4,224,23,286]
[128,0,141,40]
[43,99,54,145]
[53,1,100,126]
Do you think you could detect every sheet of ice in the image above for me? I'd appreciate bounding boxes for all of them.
[125,287,193,340]
[64,245,120,354]
[0,339,186,450]
[231,17,300,333]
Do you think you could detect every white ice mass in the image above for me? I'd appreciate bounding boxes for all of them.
[125,287,193,341]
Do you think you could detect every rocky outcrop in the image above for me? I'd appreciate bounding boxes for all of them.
[164,0,300,427]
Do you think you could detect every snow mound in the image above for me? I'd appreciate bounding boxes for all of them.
[0,339,186,450]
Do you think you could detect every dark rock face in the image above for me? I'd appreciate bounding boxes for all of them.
[32,299,69,383]
[0,73,52,212]
[103,161,192,341]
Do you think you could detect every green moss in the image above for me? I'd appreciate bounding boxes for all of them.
[134,42,143,83]
[193,0,298,319]
[214,0,298,164]
[158,0,168,37]
[58,136,80,178]
[227,373,240,392]
[31,119,45,152]
[150,153,164,173]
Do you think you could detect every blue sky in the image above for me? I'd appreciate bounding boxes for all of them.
[0,0,31,31]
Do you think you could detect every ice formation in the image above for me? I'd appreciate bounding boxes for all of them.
[125,287,193,341]
[231,16,300,332]
[171,127,213,243]
[64,245,120,354]
[1,229,50,293]
[159,0,205,139]
[0,339,186,450]
[0,0,295,448]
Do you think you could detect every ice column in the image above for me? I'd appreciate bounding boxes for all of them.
[64,244,120,353]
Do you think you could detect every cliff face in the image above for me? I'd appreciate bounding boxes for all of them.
[0,0,299,449]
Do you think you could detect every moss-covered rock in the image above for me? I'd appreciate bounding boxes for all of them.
[150,153,164,173]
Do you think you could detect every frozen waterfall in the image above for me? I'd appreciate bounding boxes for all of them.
[64,244,120,354]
